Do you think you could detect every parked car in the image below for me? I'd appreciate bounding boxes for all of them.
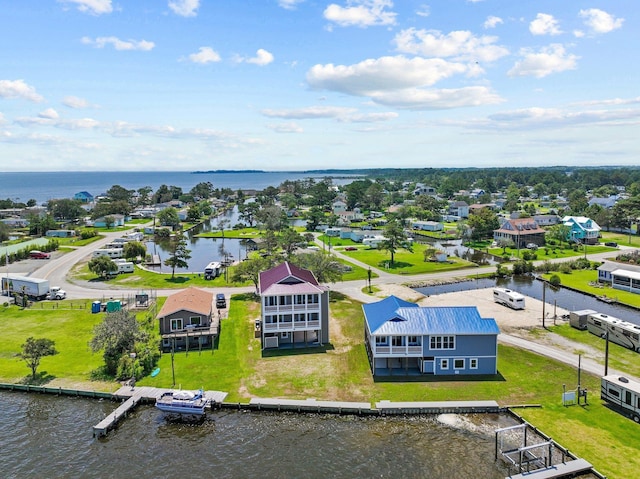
[345,246,357,251]
[216,293,226,309]
[604,241,618,247]
[29,250,50,259]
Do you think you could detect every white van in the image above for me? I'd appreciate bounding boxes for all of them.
[493,288,525,310]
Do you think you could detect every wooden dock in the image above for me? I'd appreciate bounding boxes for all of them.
[249,397,372,414]
[146,254,161,265]
[93,386,228,437]
[376,399,501,414]
[506,458,593,479]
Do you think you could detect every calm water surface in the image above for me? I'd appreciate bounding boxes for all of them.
[0,391,512,479]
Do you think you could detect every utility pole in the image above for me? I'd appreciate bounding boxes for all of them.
[542,280,546,328]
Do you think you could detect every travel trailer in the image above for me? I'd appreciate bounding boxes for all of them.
[492,288,525,310]
[117,262,135,274]
[92,248,123,259]
[601,375,640,423]
[204,261,221,279]
[569,309,597,331]
[587,312,640,352]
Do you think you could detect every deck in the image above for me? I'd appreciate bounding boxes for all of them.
[93,386,227,437]
[376,399,501,414]
[506,458,593,479]
[249,397,372,414]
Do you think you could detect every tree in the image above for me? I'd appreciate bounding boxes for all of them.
[239,201,260,227]
[27,213,58,236]
[466,208,499,241]
[106,185,134,203]
[189,181,214,199]
[20,337,57,380]
[231,255,272,292]
[496,238,514,254]
[216,218,230,237]
[88,256,118,278]
[279,227,304,257]
[380,218,413,265]
[90,310,146,377]
[123,241,146,262]
[257,204,287,231]
[156,207,180,229]
[547,224,571,247]
[423,247,437,262]
[104,215,115,229]
[0,222,9,242]
[292,252,343,283]
[137,186,153,205]
[48,198,85,220]
[305,206,325,231]
[186,205,202,223]
[164,234,191,279]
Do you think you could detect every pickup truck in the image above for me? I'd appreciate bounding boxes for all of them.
[47,286,66,300]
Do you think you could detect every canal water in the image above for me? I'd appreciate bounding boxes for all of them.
[415,276,640,326]
[0,391,515,479]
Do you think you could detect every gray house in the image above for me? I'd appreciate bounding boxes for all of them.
[362,296,499,377]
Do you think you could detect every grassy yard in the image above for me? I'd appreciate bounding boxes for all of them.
[1,294,638,477]
[600,231,640,248]
[340,242,477,275]
[489,244,615,261]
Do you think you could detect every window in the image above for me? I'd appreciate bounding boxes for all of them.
[309,312,319,321]
[470,358,478,369]
[282,314,292,323]
[189,316,201,326]
[266,297,277,307]
[281,332,289,339]
[295,294,306,305]
[375,336,388,346]
[430,335,455,350]
[294,313,305,322]
[440,359,449,370]
[408,336,420,346]
[265,315,277,324]
[454,359,464,369]
[170,319,183,331]
[307,294,319,304]
[279,296,292,306]
[392,336,405,347]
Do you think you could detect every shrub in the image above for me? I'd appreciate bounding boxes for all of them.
[559,263,572,274]
[549,274,561,286]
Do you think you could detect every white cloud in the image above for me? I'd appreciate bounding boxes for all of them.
[485,106,640,129]
[393,28,509,62]
[573,30,585,38]
[0,113,5,124]
[579,8,624,34]
[63,96,91,109]
[372,86,503,110]
[508,44,578,78]
[246,49,274,66]
[415,5,429,17]
[39,108,59,119]
[278,0,304,10]
[529,13,562,36]
[266,122,304,133]
[483,16,503,29]
[59,0,112,15]
[0,79,44,102]
[307,56,467,96]
[187,47,221,64]
[262,106,356,120]
[168,0,200,17]
[342,112,399,122]
[324,0,397,28]
[82,36,155,51]
[15,116,100,130]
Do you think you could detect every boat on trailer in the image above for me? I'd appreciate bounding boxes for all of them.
[155,389,209,415]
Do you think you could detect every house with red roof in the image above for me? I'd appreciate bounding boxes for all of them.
[258,261,330,350]
[157,287,218,352]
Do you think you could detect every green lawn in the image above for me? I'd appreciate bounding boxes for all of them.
[341,242,477,275]
[0,294,639,477]
[55,234,105,247]
[489,244,615,261]
[600,231,640,248]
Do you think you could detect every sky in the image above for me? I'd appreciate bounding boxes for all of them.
[0,0,637,172]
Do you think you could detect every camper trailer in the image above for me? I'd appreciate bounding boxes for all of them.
[117,262,135,274]
[587,312,640,351]
[569,309,597,331]
[204,261,221,280]
[493,288,525,310]
[92,248,123,259]
[601,375,640,423]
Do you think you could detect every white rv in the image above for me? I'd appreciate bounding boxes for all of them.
[204,261,221,279]
[92,248,123,259]
[493,288,525,310]
[587,312,640,352]
[363,236,386,248]
[117,262,135,274]
[601,375,640,423]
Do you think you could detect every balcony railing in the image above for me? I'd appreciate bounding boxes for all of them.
[374,345,422,355]
[264,304,320,313]
[263,320,320,331]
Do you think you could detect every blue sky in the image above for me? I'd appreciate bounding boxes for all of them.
[0,0,636,172]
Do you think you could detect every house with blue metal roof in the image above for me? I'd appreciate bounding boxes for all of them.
[363,296,500,377]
